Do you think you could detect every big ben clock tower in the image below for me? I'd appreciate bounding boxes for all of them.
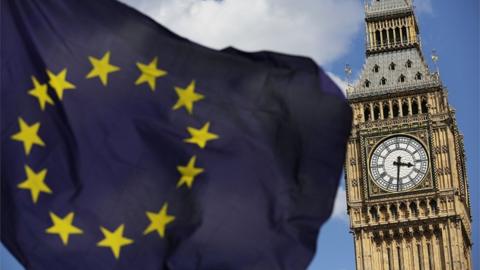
[345,0,473,269]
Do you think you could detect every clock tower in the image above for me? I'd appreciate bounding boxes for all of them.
[345,0,473,269]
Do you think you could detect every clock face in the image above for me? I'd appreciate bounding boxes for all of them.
[369,135,429,192]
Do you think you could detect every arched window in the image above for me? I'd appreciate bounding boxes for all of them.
[395,27,401,44]
[398,74,406,83]
[429,199,438,214]
[383,102,390,118]
[399,202,409,219]
[380,77,387,85]
[402,99,409,116]
[415,72,423,80]
[409,202,419,217]
[375,30,381,47]
[406,59,412,68]
[421,96,428,113]
[412,98,419,115]
[370,207,379,222]
[388,28,394,45]
[373,104,381,120]
[373,65,380,73]
[382,29,388,46]
[364,104,371,121]
[392,101,400,117]
[389,62,396,70]
[401,26,408,42]
[390,204,398,220]
[364,80,371,88]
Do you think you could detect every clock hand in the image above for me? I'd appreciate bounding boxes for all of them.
[393,157,415,192]
[393,156,402,191]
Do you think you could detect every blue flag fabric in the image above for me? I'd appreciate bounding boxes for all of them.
[1,0,352,269]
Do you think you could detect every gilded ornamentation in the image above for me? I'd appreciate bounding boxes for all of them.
[344,0,472,269]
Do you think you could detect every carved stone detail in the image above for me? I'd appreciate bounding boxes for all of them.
[344,1,473,269]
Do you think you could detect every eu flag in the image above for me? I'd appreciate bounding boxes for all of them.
[1,0,352,269]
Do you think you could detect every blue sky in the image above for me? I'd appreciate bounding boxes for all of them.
[2,0,478,269]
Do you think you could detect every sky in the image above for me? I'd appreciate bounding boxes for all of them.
[1,0,479,269]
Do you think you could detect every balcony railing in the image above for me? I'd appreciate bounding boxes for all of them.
[365,1,413,19]
[367,40,414,51]
[359,113,429,130]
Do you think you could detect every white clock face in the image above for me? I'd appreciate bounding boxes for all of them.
[369,135,429,192]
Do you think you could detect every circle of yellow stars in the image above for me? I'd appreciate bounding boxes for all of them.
[11,51,220,260]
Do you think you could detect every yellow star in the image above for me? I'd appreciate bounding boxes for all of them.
[86,51,120,86]
[172,80,205,114]
[144,203,175,238]
[184,122,219,149]
[11,117,45,155]
[46,212,83,245]
[47,68,75,100]
[97,224,133,259]
[135,57,167,91]
[17,165,52,203]
[176,156,204,188]
[28,76,54,111]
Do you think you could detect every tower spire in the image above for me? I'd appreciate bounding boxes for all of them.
[348,0,438,99]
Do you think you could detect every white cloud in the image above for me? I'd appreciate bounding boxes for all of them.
[327,72,348,96]
[118,0,363,66]
[331,186,348,222]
